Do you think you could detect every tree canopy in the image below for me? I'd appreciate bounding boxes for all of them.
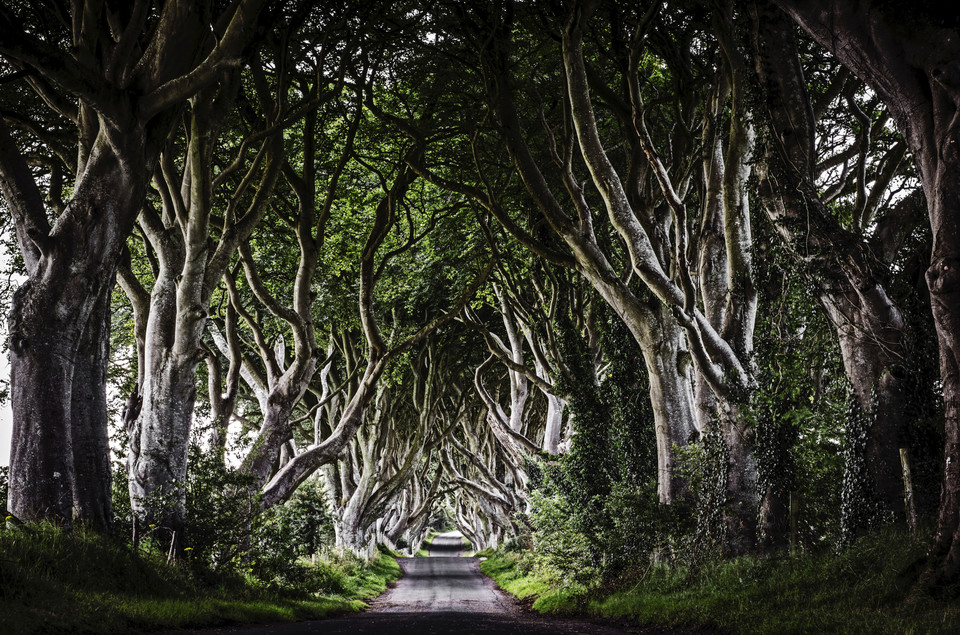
[1,0,958,594]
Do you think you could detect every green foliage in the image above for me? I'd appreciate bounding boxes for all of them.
[526,489,599,588]
[523,298,670,586]
[183,446,262,570]
[111,442,340,597]
[480,550,560,606]
[749,234,848,550]
[248,478,336,588]
[484,525,959,634]
[0,522,372,634]
[687,425,730,560]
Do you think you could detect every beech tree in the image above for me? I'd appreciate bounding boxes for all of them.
[0,0,270,528]
[445,0,761,550]
[253,151,494,508]
[749,4,924,538]
[2,1,952,589]
[118,58,285,538]
[769,0,960,587]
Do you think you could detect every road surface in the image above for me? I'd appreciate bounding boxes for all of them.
[181,531,676,634]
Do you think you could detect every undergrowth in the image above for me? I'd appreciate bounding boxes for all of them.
[415,530,439,557]
[0,522,401,634]
[480,525,960,634]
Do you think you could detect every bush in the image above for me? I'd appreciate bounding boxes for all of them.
[247,478,336,589]
[110,440,337,593]
[527,489,598,588]
[183,445,262,570]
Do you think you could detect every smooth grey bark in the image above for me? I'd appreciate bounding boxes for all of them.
[687,4,760,553]
[204,302,242,460]
[463,280,568,455]
[475,50,699,504]
[127,93,282,534]
[0,0,269,527]
[236,95,360,491]
[560,2,759,550]
[327,342,462,552]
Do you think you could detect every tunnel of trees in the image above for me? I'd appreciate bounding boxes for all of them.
[1,0,960,598]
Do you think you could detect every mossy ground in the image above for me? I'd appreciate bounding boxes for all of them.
[0,522,401,634]
[480,526,960,634]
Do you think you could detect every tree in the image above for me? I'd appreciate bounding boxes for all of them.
[770,0,960,588]
[0,0,269,528]
[749,2,925,539]
[119,57,284,540]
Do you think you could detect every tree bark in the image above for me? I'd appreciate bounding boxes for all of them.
[0,0,270,528]
[770,0,960,584]
[70,285,115,531]
[7,122,145,525]
[754,0,915,527]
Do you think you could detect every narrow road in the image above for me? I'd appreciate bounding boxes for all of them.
[185,531,651,634]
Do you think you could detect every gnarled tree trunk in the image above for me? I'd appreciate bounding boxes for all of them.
[753,0,914,530]
[771,0,960,584]
[7,121,145,525]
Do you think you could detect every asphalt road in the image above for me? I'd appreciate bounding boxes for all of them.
[178,531,684,635]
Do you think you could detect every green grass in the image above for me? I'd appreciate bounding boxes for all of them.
[0,522,401,634]
[473,546,496,558]
[415,530,439,557]
[481,526,960,634]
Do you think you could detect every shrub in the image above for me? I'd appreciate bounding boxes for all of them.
[247,478,336,588]
[527,489,598,588]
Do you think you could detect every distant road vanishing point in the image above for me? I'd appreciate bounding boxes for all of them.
[180,530,653,634]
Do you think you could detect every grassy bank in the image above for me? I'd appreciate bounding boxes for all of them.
[0,522,401,634]
[415,530,438,557]
[480,527,960,634]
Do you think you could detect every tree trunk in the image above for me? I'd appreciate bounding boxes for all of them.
[640,308,699,503]
[825,295,909,522]
[70,286,115,531]
[129,354,198,533]
[243,384,314,489]
[8,123,145,525]
[8,315,77,524]
[770,0,960,585]
[128,251,196,533]
[721,402,759,553]
[753,0,912,527]
[1,0,270,530]
[542,392,565,455]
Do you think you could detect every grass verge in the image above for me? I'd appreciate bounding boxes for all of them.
[415,529,439,557]
[480,526,960,634]
[0,522,401,634]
